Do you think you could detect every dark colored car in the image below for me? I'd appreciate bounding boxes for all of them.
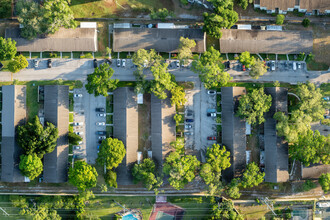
[242,65,246,71]
[186,110,193,117]
[98,140,103,144]
[97,131,106,135]
[47,59,52,68]
[207,136,216,140]
[186,119,194,123]
[93,59,97,68]
[95,108,105,112]
[105,59,112,65]
[224,61,230,69]
[0,62,3,71]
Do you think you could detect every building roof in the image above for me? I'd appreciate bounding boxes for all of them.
[264,87,289,183]
[151,94,176,170]
[302,164,330,179]
[221,87,246,181]
[299,0,330,13]
[256,0,295,11]
[43,85,69,183]
[113,28,206,53]
[219,30,313,54]
[1,85,27,182]
[113,87,139,185]
[5,27,97,52]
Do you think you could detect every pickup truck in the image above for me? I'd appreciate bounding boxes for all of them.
[207,109,216,113]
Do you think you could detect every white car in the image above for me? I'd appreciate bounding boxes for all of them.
[297,62,301,69]
[176,60,180,68]
[98,136,106,140]
[73,122,83,126]
[74,94,83,97]
[34,59,39,68]
[207,90,216,95]
[73,146,81,150]
[97,113,106,117]
[96,122,105,126]
[122,59,126,67]
[75,131,83,135]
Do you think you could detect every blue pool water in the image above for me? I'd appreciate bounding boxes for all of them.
[122,214,138,220]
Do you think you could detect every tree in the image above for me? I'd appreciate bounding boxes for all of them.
[132,158,163,192]
[290,129,329,166]
[43,0,77,34]
[174,114,183,126]
[319,173,330,193]
[0,0,11,18]
[178,37,196,63]
[211,199,243,220]
[8,55,29,73]
[17,116,58,158]
[241,162,264,188]
[163,152,200,190]
[249,59,267,79]
[104,169,117,188]
[68,131,82,145]
[226,178,241,199]
[69,160,98,191]
[302,18,310,27]
[150,8,170,21]
[97,137,126,170]
[276,14,285,25]
[238,51,255,68]
[237,0,253,9]
[170,138,185,155]
[171,86,187,107]
[20,206,61,220]
[85,63,119,97]
[0,37,17,60]
[150,63,176,99]
[237,88,272,125]
[132,49,163,69]
[194,46,224,69]
[19,154,43,180]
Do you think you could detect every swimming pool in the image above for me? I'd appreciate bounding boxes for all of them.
[122,213,138,220]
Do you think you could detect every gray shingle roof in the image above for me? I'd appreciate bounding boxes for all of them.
[264,87,289,183]
[151,93,176,169]
[1,85,26,182]
[43,85,69,183]
[220,30,313,54]
[113,28,206,53]
[221,87,247,181]
[113,87,139,185]
[5,27,97,52]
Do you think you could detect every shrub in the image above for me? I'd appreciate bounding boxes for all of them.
[276,14,285,25]
[80,53,93,59]
[321,119,330,126]
[302,18,310,27]
[180,0,188,5]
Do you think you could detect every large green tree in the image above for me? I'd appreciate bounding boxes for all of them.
[249,59,267,79]
[236,88,272,125]
[178,37,196,63]
[104,169,118,188]
[226,178,241,199]
[211,199,243,220]
[0,37,17,60]
[43,0,77,34]
[85,63,119,97]
[170,86,187,107]
[17,116,58,158]
[150,63,176,99]
[238,51,255,68]
[20,207,61,220]
[237,0,253,9]
[241,162,264,188]
[97,137,126,170]
[68,131,82,145]
[69,160,98,192]
[290,129,329,166]
[132,158,163,192]
[19,154,43,180]
[163,152,200,190]
[8,55,29,73]
[132,49,163,69]
[319,173,330,193]
[0,0,11,18]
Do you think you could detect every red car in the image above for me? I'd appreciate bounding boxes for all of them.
[242,65,246,71]
[207,136,216,140]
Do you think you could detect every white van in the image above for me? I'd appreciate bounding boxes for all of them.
[293,62,297,70]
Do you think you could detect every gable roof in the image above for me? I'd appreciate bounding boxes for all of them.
[255,0,295,10]
[220,30,313,54]
[113,87,139,185]
[5,27,97,52]
[151,94,176,170]
[299,0,330,13]
[264,87,289,183]
[221,87,246,181]
[1,85,27,182]
[43,85,69,183]
[113,28,206,53]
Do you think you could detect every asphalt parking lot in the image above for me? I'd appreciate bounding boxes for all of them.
[72,90,86,161]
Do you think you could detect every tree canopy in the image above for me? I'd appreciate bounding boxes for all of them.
[85,63,119,97]
[237,0,253,9]
[0,37,17,60]
[236,88,272,125]
[19,154,43,180]
[8,55,29,73]
[97,137,126,170]
[150,63,176,99]
[178,37,196,63]
[238,51,255,68]
[319,173,330,193]
[163,152,200,190]
[104,169,118,188]
[211,199,244,220]
[170,86,187,107]
[276,14,285,25]
[226,178,241,199]
[249,59,267,79]
[241,162,264,188]
[68,131,83,145]
[69,160,98,191]
[132,49,163,69]
[17,116,58,158]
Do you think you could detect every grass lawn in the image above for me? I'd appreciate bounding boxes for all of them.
[69,93,74,111]
[320,83,330,96]
[21,52,30,59]
[225,82,292,89]
[62,52,71,58]
[306,59,329,71]
[178,82,194,90]
[277,54,287,60]
[267,54,276,60]
[31,52,40,59]
[106,95,113,113]
[106,126,113,137]
[106,115,113,124]
[0,60,10,72]
[73,52,80,59]
[42,52,60,58]
[0,195,23,219]
[118,81,136,87]
[69,113,74,122]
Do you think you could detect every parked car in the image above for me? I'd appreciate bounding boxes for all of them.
[75,131,84,135]
[207,136,216,140]
[271,61,275,71]
[98,136,106,140]
[323,97,330,101]
[185,132,193,135]
[34,59,39,68]
[98,140,103,144]
[47,59,52,68]
[73,146,81,150]
[186,119,194,123]
[207,112,216,117]
[105,59,112,65]
[122,59,126,67]
[96,122,106,126]
[207,108,216,113]
[97,131,106,135]
[176,60,180,68]
[93,59,97,68]
[242,65,246,71]
[73,122,83,126]
[97,113,106,117]
[186,110,193,117]
[74,94,83,97]
[297,62,301,69]
[207,90,216,95]
[117,59,121,67]
[95,108,105,112]
[0,62,3,71]
[185,124,192,129]
[97,145,100,153]
[293,62,297,70]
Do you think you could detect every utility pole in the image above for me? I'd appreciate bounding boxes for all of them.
[263,197,277,216]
